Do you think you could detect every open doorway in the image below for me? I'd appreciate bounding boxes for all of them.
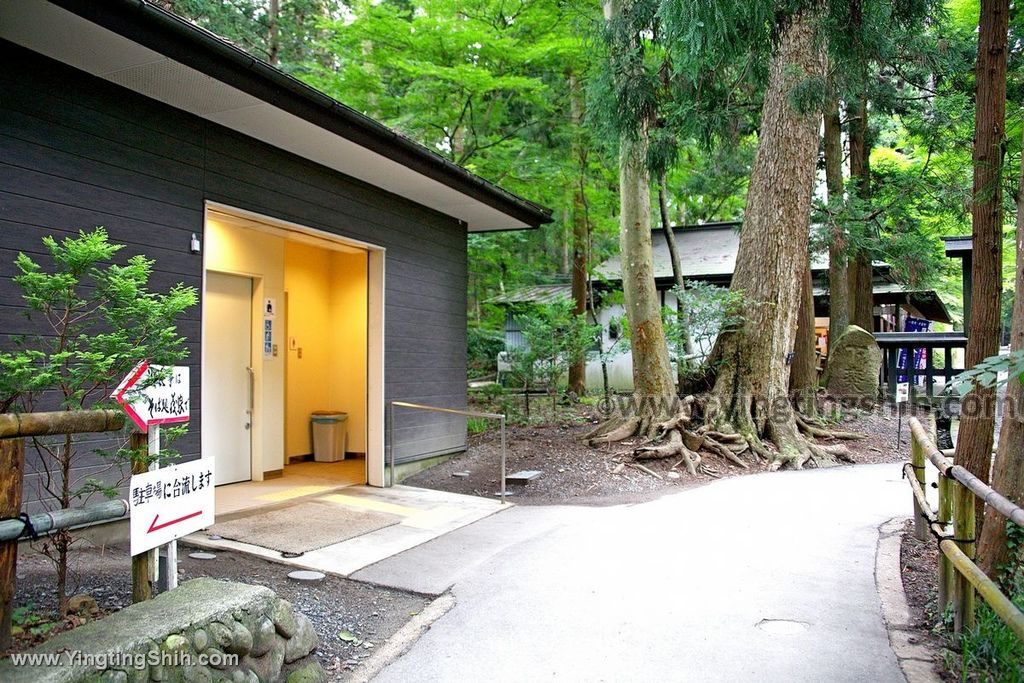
[201,205,385,513]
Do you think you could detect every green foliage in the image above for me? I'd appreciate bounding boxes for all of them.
[467,417,491,435]
[171,0,336,70]
[505,300,600,418]
[0,228,196,614]
[467,324,505,377]
[664,282,746,364]
[940,523,1024,682]
[0,229,197,417]
[952,564,1024,683]
[11,603,60,638]
[946,349,1024,397]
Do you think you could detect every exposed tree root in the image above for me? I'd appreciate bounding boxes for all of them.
[697,463,721,478]
[628,462,663,480]
[795,414,865,441]
[581,416,627,442]
[585,416,641,447]
[633,429,684,460]
[701,437,749,469]
[585,387,861,478]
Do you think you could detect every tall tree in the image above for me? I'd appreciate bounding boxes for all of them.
[604,0,676,414]
[568,73,589,397]
[954,0,1009,504]
[846,93,876,331]
[978,133,1024,577]
[702,6,826,466]
[823,99,849,347]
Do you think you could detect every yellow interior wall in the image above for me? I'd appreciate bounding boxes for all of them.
[205,216,368,472]
[283,243,332,458]
[328,251,368,453]
[284,243,368,457]
[204,218,286,476]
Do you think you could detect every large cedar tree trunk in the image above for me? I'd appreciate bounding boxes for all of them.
[847,94,874,331]
[823,100,849,347]
[706,9,826,467]
[978,137,1024,576]
[568,73,588,397]
[955,0,1008,513]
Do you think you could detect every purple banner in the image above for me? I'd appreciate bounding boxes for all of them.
[897,316,931,383]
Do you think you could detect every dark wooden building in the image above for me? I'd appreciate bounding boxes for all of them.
[0,0,549,512]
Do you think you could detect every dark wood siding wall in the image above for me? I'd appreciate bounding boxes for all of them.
[0,41,467,510]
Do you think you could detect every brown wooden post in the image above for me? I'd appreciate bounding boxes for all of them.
[129,432,152,604]
[952,477,977,632]
[0,437,25,651]
[937,471,954,612]
[928,413,953,612]
[910,432,928,541]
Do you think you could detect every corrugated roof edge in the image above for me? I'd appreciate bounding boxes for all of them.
[651,221,743,232]
[48,0,553,230]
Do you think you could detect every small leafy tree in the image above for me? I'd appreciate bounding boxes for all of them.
[0,228,197,615]
[663,282,747,376]
[506,301,600,420]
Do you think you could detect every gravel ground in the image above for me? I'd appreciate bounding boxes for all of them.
[404,397,918,505]
[10,543,428,679]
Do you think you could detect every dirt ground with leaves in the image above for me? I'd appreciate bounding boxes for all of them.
[899,520,959,681]
[405,396,921,505]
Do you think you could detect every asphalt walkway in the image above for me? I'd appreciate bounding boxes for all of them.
[354,463,910,682]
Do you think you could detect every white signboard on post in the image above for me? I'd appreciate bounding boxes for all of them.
[130,458,215,555]
[112,361,190,433]
[895,382,910,404]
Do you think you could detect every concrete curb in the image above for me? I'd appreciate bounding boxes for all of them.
[875,517,942,683]
[344,592,456,682]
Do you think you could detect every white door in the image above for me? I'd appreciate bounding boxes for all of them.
[203,272,253,485]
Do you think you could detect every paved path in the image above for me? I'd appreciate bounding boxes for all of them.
[354,463,909,682]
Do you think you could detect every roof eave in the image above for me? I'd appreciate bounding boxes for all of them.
[47,0,552,230]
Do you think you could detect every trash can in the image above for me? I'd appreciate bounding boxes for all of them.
[311,411,348,462]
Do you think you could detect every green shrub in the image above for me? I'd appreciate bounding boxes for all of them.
[948,524,1024,683]
[468,324,505,376]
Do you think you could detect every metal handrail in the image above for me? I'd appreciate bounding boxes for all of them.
[0,500,129,542]
[388,401,508,503]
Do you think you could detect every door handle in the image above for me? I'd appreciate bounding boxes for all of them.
[246,366,254,414]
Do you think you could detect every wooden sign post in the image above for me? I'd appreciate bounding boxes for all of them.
[113,362,194,599]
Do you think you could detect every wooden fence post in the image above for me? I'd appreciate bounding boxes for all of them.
[937,471,953,613]
[910,432,928,541]
[952,477,976,632]
[129,432,152,604]
[0,437,25,651]
[928,413,953,613]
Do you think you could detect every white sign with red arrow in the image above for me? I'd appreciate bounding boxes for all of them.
[129,457,215,555]
[112,361,190,433]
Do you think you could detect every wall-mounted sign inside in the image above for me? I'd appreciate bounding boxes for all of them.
[264,297,276,317]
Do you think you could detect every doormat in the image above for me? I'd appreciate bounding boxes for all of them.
[208,499,400,554]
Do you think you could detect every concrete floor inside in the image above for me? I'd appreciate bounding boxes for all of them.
[214,459,367,516]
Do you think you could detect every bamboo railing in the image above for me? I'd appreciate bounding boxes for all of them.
[0,410,127,651]
[905,417,1024,640]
